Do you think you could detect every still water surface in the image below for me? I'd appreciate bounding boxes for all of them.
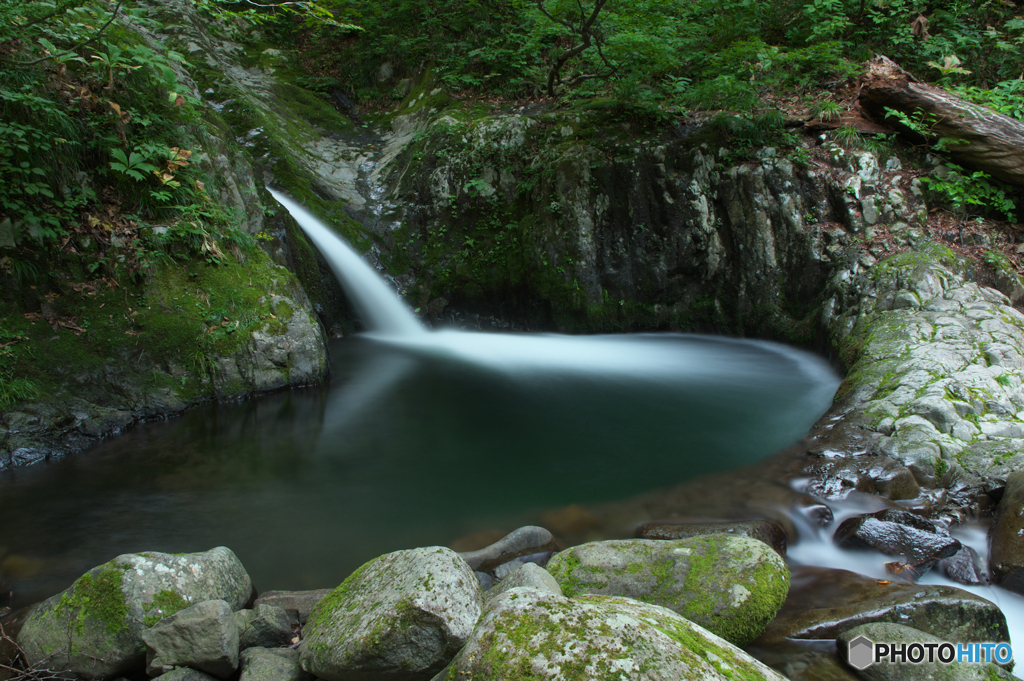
[1,333,837,608]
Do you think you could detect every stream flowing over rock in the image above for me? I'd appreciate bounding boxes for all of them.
[17,547,252,679]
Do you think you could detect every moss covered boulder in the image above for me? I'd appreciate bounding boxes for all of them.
[545,535,788,646]
[300,546,482,681]
[17,547,252,679]
[434,586,787,680]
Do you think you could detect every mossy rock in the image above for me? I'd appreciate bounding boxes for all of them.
[435,586,787,680]
[300,546,482,681]
[545,535,789,646]
[18,547,252,679]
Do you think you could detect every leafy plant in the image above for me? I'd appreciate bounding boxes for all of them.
[920,163,1018,222]
[109,148,159,181]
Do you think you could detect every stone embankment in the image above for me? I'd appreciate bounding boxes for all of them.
[3,521,1020,681]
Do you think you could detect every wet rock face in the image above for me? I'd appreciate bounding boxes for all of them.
[233,604,293,650]
[382,109,925,335]
[940,546,989,586]
[833,509,961,577]
[545,535,789,646]
[757,566,1009,645]
[824,243,1024,499]
[989,470,1024,594]
[803,455,920,502]
[300,546,482,681]
[436,587,788,681]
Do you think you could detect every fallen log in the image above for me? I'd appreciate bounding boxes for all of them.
[858,55,1024,188]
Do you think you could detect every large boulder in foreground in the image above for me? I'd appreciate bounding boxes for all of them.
[546,535,789,645]
[434,587,787,680]
[300,546,482,681]
[17,547,252,679]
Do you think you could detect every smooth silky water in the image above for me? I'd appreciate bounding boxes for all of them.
[4,191,837,617]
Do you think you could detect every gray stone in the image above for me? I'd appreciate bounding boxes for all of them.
[458,525,557,574]
[251,589,329,626]
[18,547,252,679]
[486,563,561,605]
[300,546,482,681]
[545,535,789,646]
[143,600,239,679]
[234,603,293,650]
[832,509,961,577]
[940,546,988,586]
[239,647,312,681]
[837,622,1014,680]
[803,456,920,502]
[436,587,787,680]
[908,395,960,434]
[759,567,1008,644]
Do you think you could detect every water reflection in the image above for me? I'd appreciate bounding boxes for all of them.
[0,333,837,609]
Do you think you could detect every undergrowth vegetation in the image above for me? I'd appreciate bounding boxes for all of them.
[2,0,1024,406]
[285,0,1024,219]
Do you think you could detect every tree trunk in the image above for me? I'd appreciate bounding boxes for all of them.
[858,56,1024,188]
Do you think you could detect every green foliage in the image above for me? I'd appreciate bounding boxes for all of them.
[954,78,1024,121]
[109,148,159,181]
[0,0,257,295]
[193,0,361,31]
[0,324,39,408]
[920,163,1018,222]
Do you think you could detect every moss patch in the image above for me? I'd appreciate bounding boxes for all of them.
[53,563,130,638]
[142,590,190,628]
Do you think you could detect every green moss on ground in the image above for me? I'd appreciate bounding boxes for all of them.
[0,246,308,411]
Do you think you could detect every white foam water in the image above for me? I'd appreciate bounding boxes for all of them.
[787,486,1024,677]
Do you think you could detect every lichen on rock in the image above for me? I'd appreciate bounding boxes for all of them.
[436,586,787,680]
[17,547,252,679]
[545,535,789,646]
[300,546,482,681]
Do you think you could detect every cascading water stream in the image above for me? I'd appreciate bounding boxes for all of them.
[269,187,841,465]
[269,189,424,336]
[269,189,1024,675]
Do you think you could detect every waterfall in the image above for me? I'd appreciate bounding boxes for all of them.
[267,188,425,336]
[269,188,840,457]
